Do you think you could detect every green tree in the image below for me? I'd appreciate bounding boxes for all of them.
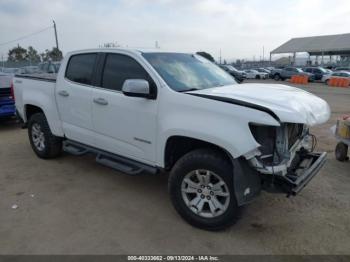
[196,51,215,62]
[41,47,63,62]
[7,45,28,62]
[49,47,63,61]
[40,49,50,62]
[26,46,41,63]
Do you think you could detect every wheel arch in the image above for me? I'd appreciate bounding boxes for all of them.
[164,135,233,171]
[25,104,44,122]
[23,103,64,137]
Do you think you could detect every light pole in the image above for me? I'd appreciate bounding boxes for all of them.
[53,20,59,50]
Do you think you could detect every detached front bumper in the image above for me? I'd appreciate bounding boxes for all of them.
[287,152,327,195]
[251,151,327,196]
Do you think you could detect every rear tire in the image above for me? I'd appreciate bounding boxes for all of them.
[274,74,280,81]
[168,148,239,231]
[28,113,62,159]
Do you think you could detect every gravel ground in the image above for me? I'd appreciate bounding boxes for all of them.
[0,80,349,255]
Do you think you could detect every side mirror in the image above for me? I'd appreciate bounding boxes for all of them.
[122,79,152,99]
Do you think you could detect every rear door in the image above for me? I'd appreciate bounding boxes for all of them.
[56,53,97,146]
[91,53,158,164]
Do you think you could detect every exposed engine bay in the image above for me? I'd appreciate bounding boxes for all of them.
[246,123,325,195]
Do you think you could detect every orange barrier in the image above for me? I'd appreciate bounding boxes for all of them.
[328,77,350,88]
[290,75,308,84]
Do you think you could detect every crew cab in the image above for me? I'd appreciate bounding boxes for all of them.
[14,49,330,230]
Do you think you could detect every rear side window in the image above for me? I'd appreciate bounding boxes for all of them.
[102,54,153,91]
[65,53,97,85]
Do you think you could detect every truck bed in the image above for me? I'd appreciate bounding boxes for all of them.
[14,73,57,83]
[13,73,62,135]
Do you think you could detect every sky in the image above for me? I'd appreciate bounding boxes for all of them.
[0,0,349,62]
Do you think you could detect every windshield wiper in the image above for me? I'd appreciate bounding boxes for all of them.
[178,88,200,93]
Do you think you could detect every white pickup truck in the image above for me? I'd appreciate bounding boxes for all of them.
[14,49,330,230]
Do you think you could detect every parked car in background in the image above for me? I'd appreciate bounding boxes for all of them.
[19,66,41,75]
[334,67,350,72]
[1,68,20,75]
[255,68,272,78]
[38,61,61,74]
[303,67,329,81]
[219,65,245,83]
[322,71,350,85]
[14,48,330,230]
[273,67,315,82]
[244,69,268,79]
[0,72,15,120]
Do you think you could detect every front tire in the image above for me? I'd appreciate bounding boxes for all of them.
[168,149,239,231]
[28,113,62,159]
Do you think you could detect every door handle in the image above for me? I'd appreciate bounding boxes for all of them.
[58,90,69,97]
[93,98,108,105]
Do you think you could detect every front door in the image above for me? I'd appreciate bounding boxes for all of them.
[92,53,158,165]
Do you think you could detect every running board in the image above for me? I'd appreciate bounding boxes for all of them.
[63,140,158,175]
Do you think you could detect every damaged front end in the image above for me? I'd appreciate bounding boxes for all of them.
[247,123,327,196]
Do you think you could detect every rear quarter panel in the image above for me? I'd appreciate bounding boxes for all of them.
[13,77,64,136]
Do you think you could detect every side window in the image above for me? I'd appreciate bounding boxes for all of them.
[102,53,153,91]
[65,53,97,85]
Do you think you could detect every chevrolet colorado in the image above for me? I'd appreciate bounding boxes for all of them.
[14,49,330,230]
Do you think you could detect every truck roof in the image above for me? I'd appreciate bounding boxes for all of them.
[66,48,192,57]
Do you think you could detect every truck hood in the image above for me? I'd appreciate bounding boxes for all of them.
[189,83,330,126]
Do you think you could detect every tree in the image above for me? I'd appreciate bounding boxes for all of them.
[196,51,215,62]
[7,45,28,62]
[41,47,63,62]
[49,47,63,61]
[26,46,41,63]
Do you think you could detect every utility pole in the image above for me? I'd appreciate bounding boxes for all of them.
[53,20,59,50]
[262,46,265,62]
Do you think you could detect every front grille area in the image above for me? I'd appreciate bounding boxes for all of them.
[249,123,305,165]
[0,88,11,98]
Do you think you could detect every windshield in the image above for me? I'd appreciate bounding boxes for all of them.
[142,53,236,92]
